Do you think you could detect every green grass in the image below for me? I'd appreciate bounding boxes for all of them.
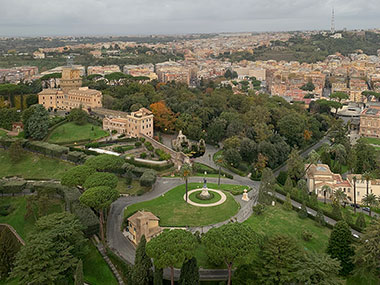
[124,183,240,227]
[361,137,380,146]
[0,196,65,239]
[48,122,108,144]
[189,191,222,204]
[0,149,73,179]
[83,242,118,285]
[244,205,331,253]
[0,129,7,137]
[116,178,151,196]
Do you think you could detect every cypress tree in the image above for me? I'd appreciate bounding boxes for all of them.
[132,235,153,285]
[284,176,293,193]
[298,201,308,219]
[327,221,354,276]
[355,213,366,229]
[331,201,343,221]
[74,259,84,285]
[153,267,163,285]
[343,211,353,225]
[179,257,199,285]
[283,193,293,211]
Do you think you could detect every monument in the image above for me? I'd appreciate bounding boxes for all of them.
[199,175,211,199]
[242,189,249,201]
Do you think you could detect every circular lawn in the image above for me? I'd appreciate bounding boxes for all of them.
[124,183,240,227]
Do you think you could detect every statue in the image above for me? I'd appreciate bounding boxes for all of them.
[203,176,207,188]
[242,189,249,201]
[200,173,211,199]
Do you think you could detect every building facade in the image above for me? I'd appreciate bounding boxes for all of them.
[360,104,380,138]
[102,107,154,138]
[125,211,162,245]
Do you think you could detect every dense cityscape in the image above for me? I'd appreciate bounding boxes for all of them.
[1,3,380,285]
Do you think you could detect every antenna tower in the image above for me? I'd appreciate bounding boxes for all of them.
[331,8,335,34]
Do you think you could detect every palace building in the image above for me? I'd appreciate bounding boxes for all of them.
[38,66,102,111]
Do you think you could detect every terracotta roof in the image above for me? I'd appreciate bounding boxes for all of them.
[128,211,159,225]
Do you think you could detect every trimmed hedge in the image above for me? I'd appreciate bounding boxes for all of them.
[69,146,99,156]
[139,170,157,187]
[67,151,87,164]
[25,141,69,158]
[1,179,27,195]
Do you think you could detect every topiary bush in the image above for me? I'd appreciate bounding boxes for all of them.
[139,170,157,187]
[83,172,118,189]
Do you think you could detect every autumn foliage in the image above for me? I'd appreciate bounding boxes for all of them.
[150,101,177,133]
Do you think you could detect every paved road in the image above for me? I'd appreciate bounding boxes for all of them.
[106,175,259,280]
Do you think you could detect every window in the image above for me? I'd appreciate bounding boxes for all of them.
[357,192,360,196]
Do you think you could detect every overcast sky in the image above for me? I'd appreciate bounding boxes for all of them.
[0,0,379,37]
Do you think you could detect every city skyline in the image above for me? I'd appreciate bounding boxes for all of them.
[1,0,380,37]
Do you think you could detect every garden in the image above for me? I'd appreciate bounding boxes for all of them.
[124,183,243,227]
[47,122,108,144]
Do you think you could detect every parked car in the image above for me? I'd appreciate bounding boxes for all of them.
[362,207,370,212]
[350,203,360,209]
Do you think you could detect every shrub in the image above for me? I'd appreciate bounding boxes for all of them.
[135,141,142,148]
[155,149,171,161]
[85,154,125,174]
[144,141,154,152]
[84,172,118,189]
[0,204,14,216]
[252,204,265,215]
[283,193,293,211]
[140,152,147,159]
[298,202,308,219]
[316,209,326,227]
[355,213,366,229]
[125,170,133,185]
[277,171,288,186]
[2,180,27,195]
[67,108,88,125]
[139,170,157,187]
[85,142,100,148]
[25,141,69,158]
[61,165,96,187]
[67,151,87,163]
[301,230,313,241]
[140,137,145,143]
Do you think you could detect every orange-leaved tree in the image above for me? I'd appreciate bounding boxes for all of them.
[150,101,177,133]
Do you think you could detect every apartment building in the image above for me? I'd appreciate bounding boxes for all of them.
[360,104,380,138]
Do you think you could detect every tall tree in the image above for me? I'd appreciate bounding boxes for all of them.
[361,193,378,217]
[202,223,260,285]
[327,221,354,276]
[79,186,119,243]
[0,226,21,279]
[179,257,199,285]
[258,168,276,205]
[254,234,301,284]
[150,101,177,133]
[153,268,163,285]
[353,219,380,281]
[61,165,96,188]
[132,235,152,285]
[74,259,84,285]
[146,229,196,285]
[295,252,342,284]
[24,104,49,140]
[180,163,193,203]
[287,148,304,182]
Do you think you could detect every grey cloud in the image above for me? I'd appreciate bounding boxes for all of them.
[0,0,379,36]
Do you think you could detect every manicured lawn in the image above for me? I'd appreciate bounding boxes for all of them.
[83,242,118,285]
[361,137,380,146]
[0,149,73,179]
[189,191,222,204]
[116,178,151,196]
[0,196,65,239]
[124,183,240,227]
[48,122,108,144]
[244,205,331,253]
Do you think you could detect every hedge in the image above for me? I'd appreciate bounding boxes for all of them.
[274,184,363,233]
[67,151,87,164]
[30,181,65,197]
[139,170,157,187]
[25,141,69,158]
[155,148,171,161]
[1,179,27,195]
[69,146,99,156]
[122,163,145,178]
[0,138,27,149]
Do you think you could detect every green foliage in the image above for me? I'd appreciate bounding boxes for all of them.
[132,235,152,285]
[327,221,354,276]
[331,201,343,221]
[0,226,21,279]
[25,140,69,158]
[283,193,293,211]
[24,104,49,140]
[0,108,20,130]
[125,170,133,185]
[67,108,88,125]
[286,148,304,181]
[61,165,96,187]
[254,234,301,284]
[83,172,118,189]
[74,259,84,285]
[84,154,125,173]
[298,201,308,219]
[301,230,313,241]
[79,186,119,210]
[70,201,99,237]
[343,210,353,225]
[276,171,288,186]
[153,268,163,285]
[8,140,24,164]
[252,204,266,215]
[355,213,366,229]
[146,229,196,270]
[316,209,326,227]
[295,252,342,285]
[284,176,293,193]
[139,170,157,187]
[154,148,171,161]
[11,212,88,284]
[353,220,380,280]
[300,80,315,91]
[258,168,276,205]
[179,257,199,285]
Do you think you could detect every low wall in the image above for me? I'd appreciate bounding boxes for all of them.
[141,134,190,169]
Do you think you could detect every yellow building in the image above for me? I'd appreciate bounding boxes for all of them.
[38,67,102,111]
[125,211,162,245]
